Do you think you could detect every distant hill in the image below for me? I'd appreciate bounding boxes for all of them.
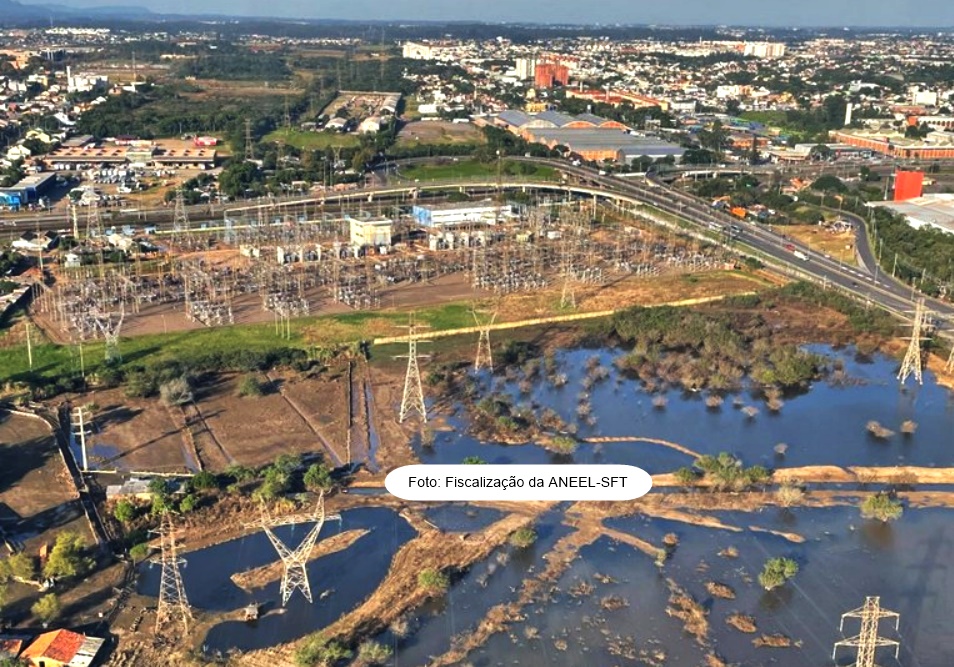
[0,0,153,21]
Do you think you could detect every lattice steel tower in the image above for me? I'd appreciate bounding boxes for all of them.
[396,314,430,423]
[153,512,192,639]
[898,298,929,385]
[833,596,900,667]
[253,493,341,605]
[472,307,497,372]
[244,118,254,161]
[172,187,190,243]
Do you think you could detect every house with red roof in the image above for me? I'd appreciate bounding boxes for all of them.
[19,629,104,667]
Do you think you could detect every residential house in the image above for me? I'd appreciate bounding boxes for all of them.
[20,629,105,667]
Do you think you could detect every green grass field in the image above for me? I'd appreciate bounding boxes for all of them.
[264,128,361,150]
[0,302,479,389]
[400,160,558,182]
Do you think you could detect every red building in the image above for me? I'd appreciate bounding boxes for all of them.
[534,62,569,89]
[894,171,924,201]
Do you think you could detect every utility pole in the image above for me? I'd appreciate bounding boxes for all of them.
[249,493,341,605]
[25,320,33,370]
[244,118,254,161]
[898,298,929,385]
[472,307,497,372]
[395,314,430,423]
[71,404,90,471]
[833,596,900,667]
[152,512,192,639]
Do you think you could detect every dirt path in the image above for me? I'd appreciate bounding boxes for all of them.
[266,372,345,468]
[181,400,235,470]
[582,435,700,458]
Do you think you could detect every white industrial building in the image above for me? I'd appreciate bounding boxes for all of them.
[349,216,393,247]
[873,194,954,235]
[65,65,108,93]
[412,200,511,228]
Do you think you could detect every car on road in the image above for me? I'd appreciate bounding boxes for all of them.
[783,243,795,252]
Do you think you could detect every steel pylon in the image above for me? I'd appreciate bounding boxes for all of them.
[833,596,900,667]
[255,493,342,606]
[472,308,497,372]
[898,298,929,385]
[395,314,430,423]
[152,512,192,639]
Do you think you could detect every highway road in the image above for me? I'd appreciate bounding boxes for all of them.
[5,155,952,337]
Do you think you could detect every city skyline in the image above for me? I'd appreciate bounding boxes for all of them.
[26,0,954,27]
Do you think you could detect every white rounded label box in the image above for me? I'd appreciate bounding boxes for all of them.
[385,464,653,502]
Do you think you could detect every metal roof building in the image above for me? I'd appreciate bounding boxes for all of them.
[872,194,954,235]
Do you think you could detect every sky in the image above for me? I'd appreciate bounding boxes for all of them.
[37,0,954,27]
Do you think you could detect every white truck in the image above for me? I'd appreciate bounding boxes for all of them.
[793,250,809,261]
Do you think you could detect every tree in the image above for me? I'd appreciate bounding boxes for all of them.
[303,463,334,492]
[462,456,486,465]
[860,493,903,523]
[758,557,798,591]
[179,494,198,513]
[43,532,93,580]
[191,470,219,490]
[811,174,846,193]
[31,593,61,625]
[113,500,137,524]
[0,552,36,581]
[160,376,193,406]
[295,634,352,667]
[674,467,699,487]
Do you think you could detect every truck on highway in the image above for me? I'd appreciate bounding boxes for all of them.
[793,250,809,261]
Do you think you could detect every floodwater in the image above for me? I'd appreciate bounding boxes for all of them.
[415,346,954,472]
[137,507,415,653]
[133,345,954,664]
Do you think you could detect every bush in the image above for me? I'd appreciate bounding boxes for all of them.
[674,467,699,487]
[418,568,449,593]
[462,456,486,465]
[160,376,193,406]
[509,526,537,549]
[356,640,392,665]
[545,435,578,455]
[31,593,61,624]
[237,374,265,398]
[860,493,903,523]
[775,484,805,507]
[129,543,150,562]
[295,634,352,667]
[758,557,798,591]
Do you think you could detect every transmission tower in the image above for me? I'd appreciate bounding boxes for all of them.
[152,512,192,639]
[250,493,341,606]
[947,344,954,374]
[395,314,430,423]
[85,200,103,241]
[172,187,190,244]
[94,307,124,363]
[832,596,900,667]
[472,307,497,372]
[244,118,254,161]
[898,298,930,385]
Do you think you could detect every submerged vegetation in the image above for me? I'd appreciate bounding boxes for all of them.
[610,304,824,393]
[758,557,799,591]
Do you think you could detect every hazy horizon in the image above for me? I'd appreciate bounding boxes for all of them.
[20,0,954,28]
